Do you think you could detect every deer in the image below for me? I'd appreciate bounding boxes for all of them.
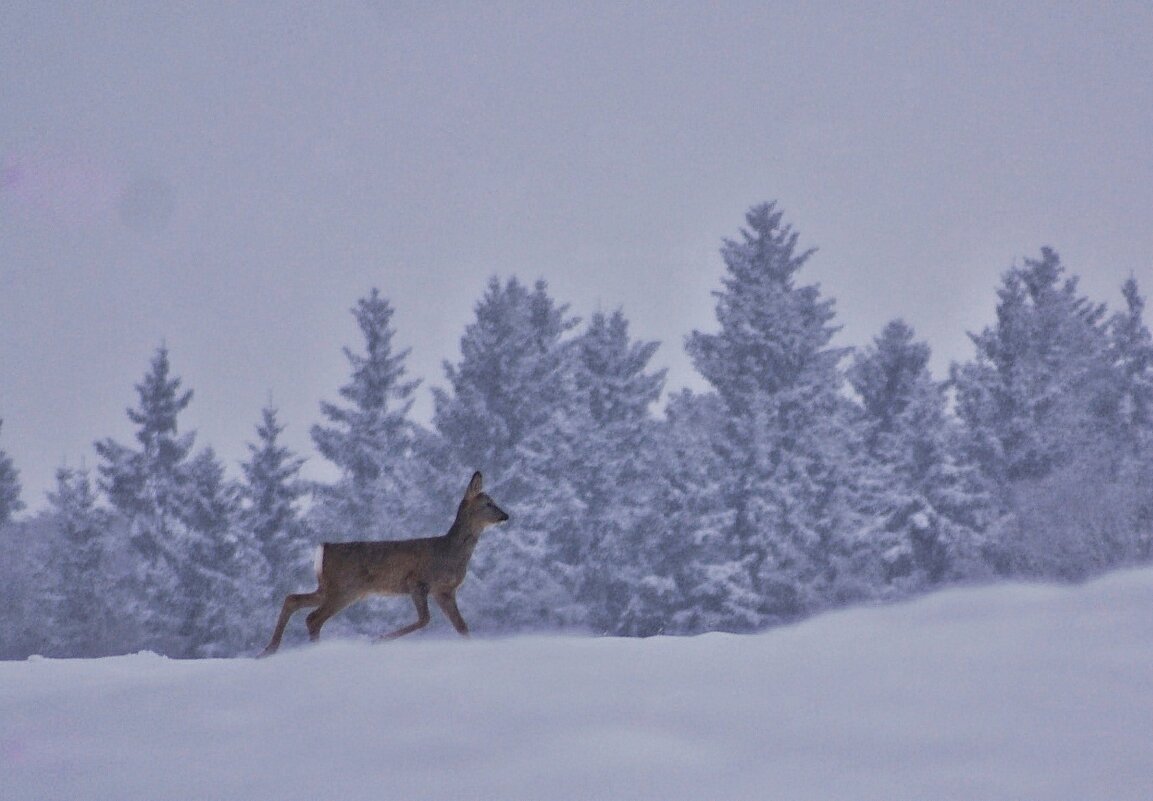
[260,471,509,656]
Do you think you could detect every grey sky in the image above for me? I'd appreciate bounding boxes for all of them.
[2,2,1151,509]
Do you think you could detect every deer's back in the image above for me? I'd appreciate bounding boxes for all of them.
[319,539,433,596]
[319,537,465,596]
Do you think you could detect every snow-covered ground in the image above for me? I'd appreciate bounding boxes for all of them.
[4,569,1152,801]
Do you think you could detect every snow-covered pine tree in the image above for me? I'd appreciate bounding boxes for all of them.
[95,346,197,654]
[432,277,582,631]
[684,202,861,629]
[624,389,735,635]
[0,514,57,658]
[1109,277,1153,453]
[241,405,310,601]
[567,309,666,634]
[952,248,1110,487]
[0,424,31,656]
[311,289,422,538]
[848,320,989,594]
[433,278,579,480]
[1099,277,1153,564]
[309,289,431,638]
[0,420,24,527]
[47,466,112,657]
[180,447,266,656]
[951,249,1120,578]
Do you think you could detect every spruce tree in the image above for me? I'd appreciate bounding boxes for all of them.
[952,248,1110,487]
[47,467,111,656]
[951,249,1122,577]
[95,346,196,654]
[241,405,310,597]
[848,320,988,592]
[625,390,734,635]
[0,420,24,527]
[181,447,266,656]
[1100,278,1153,563]
[567,309,666,633]
[432,277,582,630]
[309,290,430,638]
[1109,277,1153,448]
[433,277,579,480]
[311,289,421,536]
[0,515,55,658]
[684,202,860,628]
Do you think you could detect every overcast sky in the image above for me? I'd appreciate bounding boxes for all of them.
[3,2,1151,509]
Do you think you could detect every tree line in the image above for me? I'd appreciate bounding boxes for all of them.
[2,201,1151,658]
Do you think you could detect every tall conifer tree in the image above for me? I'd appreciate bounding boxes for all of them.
[311,289,421,535]
[0,420,22,527]
[242,405,309,596]
[95,346,197,653]
[1109,277,1153,449]
[952,248,1109,487]
[684,202,859,627]
[849,320,989,591]
[952,250,1125,577]
[432,277,581,630]
[181,447,262,656]
[47,467,110,656]
[568,310,666,633]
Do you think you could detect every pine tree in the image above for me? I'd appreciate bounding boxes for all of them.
[1109,277,1153,448]
[567,309,666,634]
[1099,277,1153,564]
[684,202,860,628]
[0,420,24,527]
[951,250,1123,578]
[952,248,1110,487]
[625,390,734,635]
[241,405,310,598]
[848,320,989,592]
[432,277,582,630]
[311,289,421,535]
[0,515,56,658]
[47,466,111,656]
[95,346,197,655]
[433,278,579,480]
[181,447,265,656]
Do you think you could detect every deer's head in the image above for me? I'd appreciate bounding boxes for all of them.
[459,471,510,528]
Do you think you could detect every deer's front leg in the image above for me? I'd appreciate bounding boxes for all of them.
[434,589,470,636]
[381,582,431,640]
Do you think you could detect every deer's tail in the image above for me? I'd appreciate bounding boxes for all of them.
[312,544,325,580]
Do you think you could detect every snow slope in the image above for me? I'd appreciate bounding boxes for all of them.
[4,569,1152,801]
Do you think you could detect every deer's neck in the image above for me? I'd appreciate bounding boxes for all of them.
[443,514,483,561]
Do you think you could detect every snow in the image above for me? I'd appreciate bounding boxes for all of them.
[4,568,1152,801]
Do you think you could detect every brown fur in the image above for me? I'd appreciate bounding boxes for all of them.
[260,472,508,655]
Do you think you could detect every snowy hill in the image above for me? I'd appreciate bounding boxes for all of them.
[4,569,1152,801]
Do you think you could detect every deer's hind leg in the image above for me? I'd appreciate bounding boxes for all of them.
[305,591,357,642]
[261,589,324,656]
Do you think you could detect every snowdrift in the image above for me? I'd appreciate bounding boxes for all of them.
[4,569,1152,801]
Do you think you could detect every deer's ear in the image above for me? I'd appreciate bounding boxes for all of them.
[465,471,483,499]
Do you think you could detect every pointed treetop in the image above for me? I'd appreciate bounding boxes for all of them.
[338,288,420,415]
[128,345,194,447]
[849,319,933,422]
[687,201,843,406]
[578,309,666,425]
